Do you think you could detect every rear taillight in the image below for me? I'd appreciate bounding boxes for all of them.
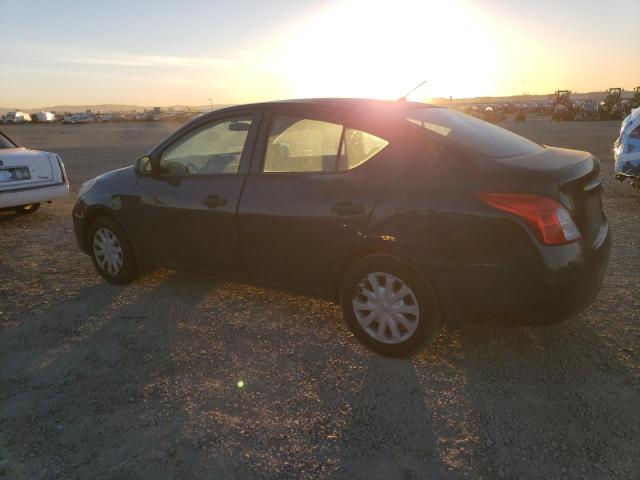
[56,155,67,183]
[479,193,581,245]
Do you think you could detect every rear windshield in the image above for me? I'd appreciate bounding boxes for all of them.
[0,132,16,148]
[407,107,543,158]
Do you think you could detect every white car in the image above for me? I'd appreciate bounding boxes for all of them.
[3,111,32,124]
[0,130,69,213]
[614,107,640,187]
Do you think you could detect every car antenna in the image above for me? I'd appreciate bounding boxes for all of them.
[398,80,427,102]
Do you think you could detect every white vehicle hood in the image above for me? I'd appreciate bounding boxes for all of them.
[0,147,58,192]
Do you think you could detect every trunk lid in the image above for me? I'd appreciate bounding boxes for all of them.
[0,148,56,192]
[494,146,597,185]
[494,146,605,247]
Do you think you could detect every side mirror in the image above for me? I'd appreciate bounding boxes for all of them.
[136,155,152,175]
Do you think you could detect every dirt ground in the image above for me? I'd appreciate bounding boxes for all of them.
[1,117,639,480]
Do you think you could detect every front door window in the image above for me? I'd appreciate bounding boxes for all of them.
[159,116,253,175]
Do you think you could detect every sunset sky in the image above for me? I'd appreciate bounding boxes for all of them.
[1,0,639,108]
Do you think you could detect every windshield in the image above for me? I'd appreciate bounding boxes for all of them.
[408,107,543,158]
[0,132,16,148]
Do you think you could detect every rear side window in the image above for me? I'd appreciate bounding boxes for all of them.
[408,108,543,158]
[263,115,388,173]
[264,116,342,172]
[338,128,389,170]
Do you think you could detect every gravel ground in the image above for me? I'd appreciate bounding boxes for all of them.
[1,118,639,479]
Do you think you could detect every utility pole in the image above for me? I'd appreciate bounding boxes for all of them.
[208,98,213,112]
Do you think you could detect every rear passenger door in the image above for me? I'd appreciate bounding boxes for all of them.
[237,106,392,293]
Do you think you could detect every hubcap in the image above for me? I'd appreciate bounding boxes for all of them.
[352,272,420,344]
[93,227,123,275]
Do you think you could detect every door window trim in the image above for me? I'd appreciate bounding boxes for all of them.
[149,108,263,177]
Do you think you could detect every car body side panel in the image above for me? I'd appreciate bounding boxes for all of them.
[238,168,387,293]
[366,136,611,325]
[128,174,248,275]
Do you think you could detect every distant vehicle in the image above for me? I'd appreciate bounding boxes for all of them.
[481,106,505,123]
[614,107,640,188]
[599,88,624,121]
[63,113,94,124]
[3,111,32,124]
[152,107,163,122]
[33,111,56,123]
[551,90,576,121]
[110,114,127,123]
[135,112,152,121]
[73,98,610,357]
[633,87,640,109]
[0,130,68,213]
[96,113,113,123]
[574,100,599,121]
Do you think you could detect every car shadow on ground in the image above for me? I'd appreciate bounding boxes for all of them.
[0,209,45,224]
[329,355,450,479]
[1,272,213,479]
[2,268,638,480]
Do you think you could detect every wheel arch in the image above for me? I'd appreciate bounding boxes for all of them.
[329,247,438,303]
[336,248,445,356]
[82,207,134,254]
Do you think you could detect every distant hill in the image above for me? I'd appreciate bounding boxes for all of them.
[431,90,635,106]
[1,90,635,113]
[0,104,233,114]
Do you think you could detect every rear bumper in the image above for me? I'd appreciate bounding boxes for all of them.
[0,183,69,208]
[431,222,611,326]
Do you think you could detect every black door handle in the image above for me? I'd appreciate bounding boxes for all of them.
[331,200,365,215]
[203,194,227,209]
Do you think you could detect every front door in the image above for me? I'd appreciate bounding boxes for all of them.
[130,112,260,276]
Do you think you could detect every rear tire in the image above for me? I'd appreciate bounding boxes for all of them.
[13,203,40,214]
[340,255,441,357]
[88,216,139,284]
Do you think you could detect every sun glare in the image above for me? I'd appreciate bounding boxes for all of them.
[268,0,499,101]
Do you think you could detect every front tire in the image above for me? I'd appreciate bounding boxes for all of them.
[340,255,441,357]
[13,203,40,214]
[88,216,139,284]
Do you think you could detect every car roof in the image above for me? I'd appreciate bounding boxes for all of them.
[148,98,440,157]
[209,98,439,116]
